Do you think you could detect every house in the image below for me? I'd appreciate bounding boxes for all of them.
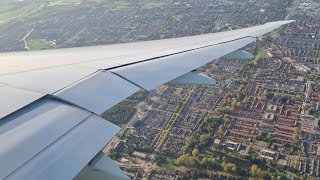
[225,140,241,151]
[132,151,147,160]
[260,149,279,160]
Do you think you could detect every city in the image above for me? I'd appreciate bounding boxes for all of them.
[0,0,319,179]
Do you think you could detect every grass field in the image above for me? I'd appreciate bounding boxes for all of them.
[26,4,78,20]
[0,2,41,21]
[111,1,167,10]
[0,1,79,22]
[27,39,56,51]
[112,1,132,10]
[173,88,183,96]
[141,2,167,9]
[0,4,14,14]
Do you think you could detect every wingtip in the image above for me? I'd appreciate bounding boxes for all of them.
[281,20,296,24]
[266,20,296,26]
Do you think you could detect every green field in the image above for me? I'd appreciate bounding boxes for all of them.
[26,4,78,20]
[27,39,55,51]
[112,1,132,10]
[141,2,167,9]
[0,4,14,14]
[174,88,183,96]
[0,2,41,21]
[111,1,167,10]
[0,1,80,21]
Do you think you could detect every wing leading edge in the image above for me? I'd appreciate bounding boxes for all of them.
[0,20,294,180]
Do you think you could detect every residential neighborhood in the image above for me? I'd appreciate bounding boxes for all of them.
[0,0,319,179]
[101,0,320,179]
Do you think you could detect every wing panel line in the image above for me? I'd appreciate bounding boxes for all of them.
[104,36,256,71]
[109,71,145,90]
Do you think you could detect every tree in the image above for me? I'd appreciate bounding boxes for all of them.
[207,169,214,179]
[186,136,197,149]
[222,156,227,162]
[176,154,189,165]
[292,96,302,102]
[257,168,263,179]
[218,125,225,134]
[192,149,199,158]
[200,157,216,167]
[231,99,238,108]
[221,162,226,170]
[250,164,258,176]
[231,164,237,173]
[217,106,234,114]
[177,154,200,167]
[221,162,237,173]
[223,164,229,172]
[188,136,196,143]
[109,152,120,159]
[188,157,199,167]
[236,168,247,177]
[263,173,272,180]
[293,134,298,142]
[155,156,167,166]
[223,115,231,125]
[200,157,209,167]
[293,127,299,143]
[248,147,258,161]
[200,134,211,145]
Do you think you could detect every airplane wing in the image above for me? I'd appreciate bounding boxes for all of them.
[0,20,294,180]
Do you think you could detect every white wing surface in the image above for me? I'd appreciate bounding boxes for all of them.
[0,20,294,180]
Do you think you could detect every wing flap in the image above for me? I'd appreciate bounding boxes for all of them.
[0,98,91,179]
[168,70,216,85]
[54,71,141,115]
[6,114,119,180]
[0,98,119,180]
[75,154,130,180]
